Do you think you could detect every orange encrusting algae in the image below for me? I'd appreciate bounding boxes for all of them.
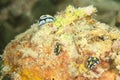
[99,71,117,80]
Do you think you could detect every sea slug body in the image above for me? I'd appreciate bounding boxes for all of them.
[38,15,55,26]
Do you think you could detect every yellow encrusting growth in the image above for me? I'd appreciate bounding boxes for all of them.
[20,68,43,80]
[79,64,88,74]
[54,5,96,28]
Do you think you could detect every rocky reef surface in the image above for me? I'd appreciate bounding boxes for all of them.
[1,5,120,80]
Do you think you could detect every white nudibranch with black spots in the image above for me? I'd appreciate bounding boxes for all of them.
[87,57,100,70]
[38,15,55,26]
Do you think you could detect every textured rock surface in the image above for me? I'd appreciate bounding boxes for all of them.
[1,5,120,80]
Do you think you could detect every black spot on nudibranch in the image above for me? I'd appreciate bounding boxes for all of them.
[54,42,62,56]
[38,15,55,26]
[87,57,100,69]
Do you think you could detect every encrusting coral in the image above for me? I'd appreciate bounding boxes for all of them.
[1,5,120,80]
